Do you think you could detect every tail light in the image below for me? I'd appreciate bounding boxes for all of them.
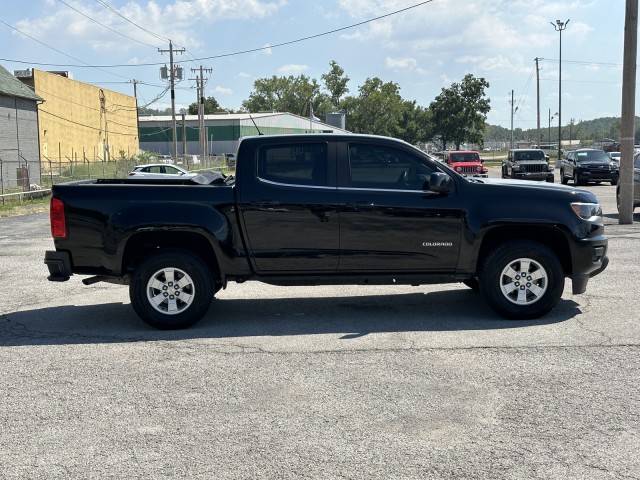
[50,197,67,239]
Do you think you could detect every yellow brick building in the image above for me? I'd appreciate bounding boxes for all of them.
[17,69,139,164]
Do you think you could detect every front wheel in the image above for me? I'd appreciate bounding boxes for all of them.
[573,171,583,186]
[479,241,564,320]
[130,249,214,329]
[560,169,568,184]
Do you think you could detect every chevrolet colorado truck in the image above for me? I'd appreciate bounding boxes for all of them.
[45,134,609,329]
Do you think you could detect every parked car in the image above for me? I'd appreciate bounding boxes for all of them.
[560,149,619,186]
[609,152,621,164]
[501,149,554,182]
[129,163,193,177]
[441,150,488,177]
[616,151,640,212]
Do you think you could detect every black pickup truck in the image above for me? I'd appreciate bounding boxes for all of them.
[45,134,609,329]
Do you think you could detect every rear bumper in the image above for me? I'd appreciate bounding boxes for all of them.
[44,250,72,281]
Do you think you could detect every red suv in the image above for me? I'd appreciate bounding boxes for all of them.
[443,150,488,177]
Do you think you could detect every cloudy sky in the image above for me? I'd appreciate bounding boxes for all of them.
[1,0,635,131]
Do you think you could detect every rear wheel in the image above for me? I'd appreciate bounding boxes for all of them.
[130,249,214,329]
[479,241,564,320]
[560,169,568,184]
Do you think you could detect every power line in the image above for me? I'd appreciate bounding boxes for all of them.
[1,1,435,69]
[0,18,129,80]
[94,0,169,43]
[57,0,163,49]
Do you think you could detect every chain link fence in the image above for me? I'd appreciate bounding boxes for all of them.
[1,152,234,207]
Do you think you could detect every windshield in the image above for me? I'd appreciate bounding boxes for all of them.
[449,152,480,162]
[576,150,610,162]
[514,150,545,161]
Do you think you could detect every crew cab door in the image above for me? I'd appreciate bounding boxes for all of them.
[337,141,463,271]
[237,140,339,272]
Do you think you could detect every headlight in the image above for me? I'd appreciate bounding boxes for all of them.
[571,202,602,221]
[512,165,521,171]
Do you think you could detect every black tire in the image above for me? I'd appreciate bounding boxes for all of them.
[560,169,568,184]
[479,241,564,320]
[130,249,214,329]
[573,171,583,186]
[611,178,619,186]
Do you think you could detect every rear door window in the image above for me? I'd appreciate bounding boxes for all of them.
[257,143,328,186]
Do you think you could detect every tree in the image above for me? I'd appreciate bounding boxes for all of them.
[187,96,222,115]
[342,77,407,137]
[428,74,490,149]
[241,75,325,117]
[321,60,350,109]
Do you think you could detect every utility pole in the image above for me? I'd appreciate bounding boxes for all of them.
[509,90,518,148]
[535,58,541,147]
[159,40,184,160]
[619,0,637,224]
[129,79,141,148]
[191,66,212,160]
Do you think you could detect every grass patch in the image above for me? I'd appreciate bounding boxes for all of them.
[0,196,50,217]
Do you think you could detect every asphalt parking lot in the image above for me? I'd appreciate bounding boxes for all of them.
[1,171,639,479]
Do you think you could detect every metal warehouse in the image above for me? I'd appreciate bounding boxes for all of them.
[139,112,348,158]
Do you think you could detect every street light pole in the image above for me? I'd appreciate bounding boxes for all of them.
[548,109,557,144]
[551,19,569,164]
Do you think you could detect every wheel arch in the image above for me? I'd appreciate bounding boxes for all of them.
[122,230,221,283]
[476,225,572,275]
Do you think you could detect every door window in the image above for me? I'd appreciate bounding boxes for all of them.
[348,143,435,190]
[257,143,328,186]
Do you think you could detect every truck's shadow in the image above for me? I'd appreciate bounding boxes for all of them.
[0,289,580,347]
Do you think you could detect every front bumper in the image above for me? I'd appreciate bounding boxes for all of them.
[576,169,619,183]
[570,240,609,294]
[44,250,72,282]
[513,171,554,181]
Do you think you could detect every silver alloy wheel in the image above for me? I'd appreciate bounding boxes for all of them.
[499,257,548,305]
[146,267,195,315]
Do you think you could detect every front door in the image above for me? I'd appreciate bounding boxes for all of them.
[337,141,463,272]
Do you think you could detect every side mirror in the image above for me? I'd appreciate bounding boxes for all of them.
[426,172,453,194]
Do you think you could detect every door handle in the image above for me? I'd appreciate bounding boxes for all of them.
[345,201,375,211]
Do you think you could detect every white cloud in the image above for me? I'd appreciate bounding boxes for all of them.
[213,86,233,95]
[385,57,418,71]
[277,64,308,75]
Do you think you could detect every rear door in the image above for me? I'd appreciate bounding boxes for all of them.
[337,140,463,272]
[237,139,339,273]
